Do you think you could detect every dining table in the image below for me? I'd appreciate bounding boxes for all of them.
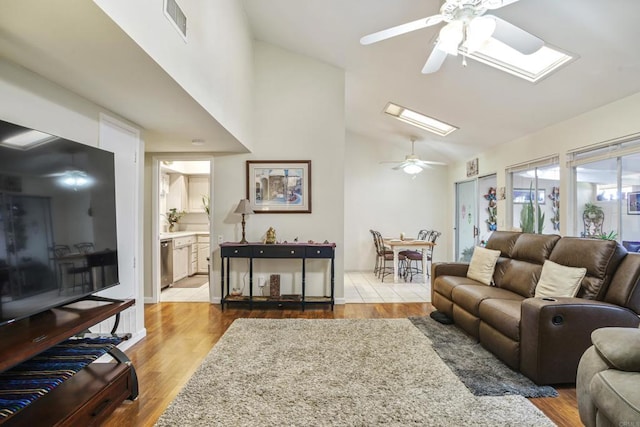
[383,238,435,284]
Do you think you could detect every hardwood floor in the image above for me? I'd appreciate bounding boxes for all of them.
[103,302,580,426]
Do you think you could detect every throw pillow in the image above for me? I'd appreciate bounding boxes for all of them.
[466,246,501,286]
[535,260,587,298]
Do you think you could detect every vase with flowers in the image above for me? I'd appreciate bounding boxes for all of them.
[166,208,185,232]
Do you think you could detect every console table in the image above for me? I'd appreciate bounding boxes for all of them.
[220,242,335,310]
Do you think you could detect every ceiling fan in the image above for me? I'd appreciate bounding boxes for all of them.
[381,138,446,175]
[360,0,544,74]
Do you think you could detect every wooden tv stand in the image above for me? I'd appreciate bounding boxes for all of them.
[0,298,138,426]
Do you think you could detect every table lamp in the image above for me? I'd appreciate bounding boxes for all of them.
[234,199,254,244]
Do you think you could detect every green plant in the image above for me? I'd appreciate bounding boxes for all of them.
[583,202,604,218]
[596,230,618,240]
[202,195,210,217]
[166,208,185,225]
[519,183,545,234]
[459,246,475,262]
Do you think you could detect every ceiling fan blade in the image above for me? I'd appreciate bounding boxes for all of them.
[360,14,444,45]
[422,42,448,74]
[379,160,405,164]
[489,15,544,55]
[391,161,411,170]
[416,159,446,166]
[483,0,521,10]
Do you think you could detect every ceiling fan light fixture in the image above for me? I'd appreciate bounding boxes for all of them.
[465,16,496,52]
[384,103,458,136]
[438,21,463,55]
[403,163,423,175]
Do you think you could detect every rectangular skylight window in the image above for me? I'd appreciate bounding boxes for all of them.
[384,103,458,136]
[462,40,575,83]
[1,130,56,150]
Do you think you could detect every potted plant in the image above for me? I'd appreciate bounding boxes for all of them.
[583,203,604,220]
[166,208,185,232]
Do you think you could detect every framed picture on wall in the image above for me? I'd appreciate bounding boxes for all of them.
[246,160,311,213]
[628,192,640,215]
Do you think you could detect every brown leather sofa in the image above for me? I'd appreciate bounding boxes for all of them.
[431,231,640,385]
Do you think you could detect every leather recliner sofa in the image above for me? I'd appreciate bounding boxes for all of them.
[431,231,640,385]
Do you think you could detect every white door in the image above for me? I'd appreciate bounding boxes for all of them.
[455,179,478,261]
[96,115,142,337]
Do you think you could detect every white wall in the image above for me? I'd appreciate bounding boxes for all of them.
[344,132,450,271]
[0,57,145,343]
[212,42,345,300]
[447,91,640,238]
[93,0,254,148]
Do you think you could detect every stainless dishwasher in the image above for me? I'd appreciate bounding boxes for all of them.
[160,239,173,289]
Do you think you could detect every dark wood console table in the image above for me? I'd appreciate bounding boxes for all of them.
[0,298,137,426]
[220,242,335,310]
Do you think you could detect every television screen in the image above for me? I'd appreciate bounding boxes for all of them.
[0,119,119,325]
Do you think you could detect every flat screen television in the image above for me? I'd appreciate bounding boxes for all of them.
[0,119,119,326]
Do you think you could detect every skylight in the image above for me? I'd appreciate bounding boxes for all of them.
[384,103,458,136]
[1,130,56,150]
[462,39,575,83]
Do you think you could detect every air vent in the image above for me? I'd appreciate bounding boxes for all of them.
[165,0,187,38]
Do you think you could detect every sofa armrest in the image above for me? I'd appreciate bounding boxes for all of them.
[591,327,640,371]
[431,262,469,280]
[520,297,640,384]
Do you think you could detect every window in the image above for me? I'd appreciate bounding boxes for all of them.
[506,156,559,234]
[568,137,640,242]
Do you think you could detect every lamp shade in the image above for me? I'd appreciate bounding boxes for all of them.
[234,199,254,215]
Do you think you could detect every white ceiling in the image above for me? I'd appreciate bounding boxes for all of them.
[242,0,640,162]
[1,1,640,161]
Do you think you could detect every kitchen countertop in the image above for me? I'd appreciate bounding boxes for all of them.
[160,231,209,240]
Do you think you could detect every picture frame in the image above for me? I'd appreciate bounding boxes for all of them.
[246,160,311,213]
[628,192,640,215]
[513,188,546,204]
[466,158,478,177]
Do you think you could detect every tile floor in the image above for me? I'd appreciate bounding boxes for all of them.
[160,272,431,303]
[344,271,431,303]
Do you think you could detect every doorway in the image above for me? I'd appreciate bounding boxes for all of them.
[151,156,214,303]
[455,174,497,261]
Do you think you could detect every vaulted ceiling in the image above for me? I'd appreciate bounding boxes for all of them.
[242,0,640,163]
[1,1,640,162]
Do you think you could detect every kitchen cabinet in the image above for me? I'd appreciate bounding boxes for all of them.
[187,176,210,213]
[197,234,210,274]
[166,174,187,212]
[173,246,189,282]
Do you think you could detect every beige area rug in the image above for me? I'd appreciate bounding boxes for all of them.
[171,275,208,288]
[156,319,555,427]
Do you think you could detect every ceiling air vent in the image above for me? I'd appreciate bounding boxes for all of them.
[165,0,187,38]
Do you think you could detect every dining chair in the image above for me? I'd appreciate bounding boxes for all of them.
[51,244,87,293]
[371,230,406,282]
[401,230,430,281]
[404,230,441,282]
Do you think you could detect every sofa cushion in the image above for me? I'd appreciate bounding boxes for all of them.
[592,327,640,372]
[433,276,480,300]
[535,260,587,298]
[479,298,523,341]
[590,370,640,425]
[452,284,523,317]
[511,233,561,264]
[467,246,501,285]
[485,231,521,257]
[549,237,626,300]
[604,253,640,314]
[500,260,543,298]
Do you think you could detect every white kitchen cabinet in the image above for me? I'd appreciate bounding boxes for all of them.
[187,176,210,213]
[172,235,196,281]
[197,234,210,274]
[173,246,189,282]
[189,244,197,276]
[167,174,187,212]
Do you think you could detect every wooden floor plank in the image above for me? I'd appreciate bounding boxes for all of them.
[103,302,579,426]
